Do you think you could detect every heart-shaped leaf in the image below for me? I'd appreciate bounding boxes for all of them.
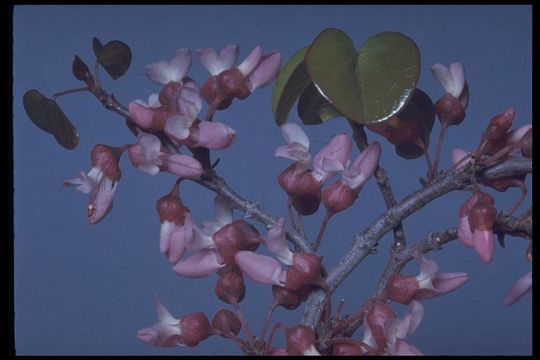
[92,37,104,59]
[305,28,365,124]
[23,89,54,133]
[95,39,132,80]
[271,47,311,125]
[72,55,92,82]
[297,82,342,125]
[356,31,420,124]
[22,89,79,150]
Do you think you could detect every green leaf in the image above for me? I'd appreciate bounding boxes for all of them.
[23,89,54,133]
[22,89,79,150]
[297,83,342,125]
[271,47,311,125]
[96,40,132,80]
[305,28,365,124]
[356,31,420,124]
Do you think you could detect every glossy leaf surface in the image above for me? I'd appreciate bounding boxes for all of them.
[305,28,365,124]
[23,89,54,134]
[356,31,420,124]
[271,47,310,125]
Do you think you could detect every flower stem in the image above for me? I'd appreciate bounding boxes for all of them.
[51,86,91,100]
[431,123,448,180]
[313,211,332,252]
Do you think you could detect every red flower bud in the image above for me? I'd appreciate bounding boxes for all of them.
[285,253,322,291]
[156,183,189,224]
[332,340,366,355]
[215,271,246,304]
[212,309,241,336]
[272,285,310,310]
[434,93,466,126]
[483,108,514,142]
[277,164,322,215]
[366,302,397,350]
[213,220,260,260]
[322,181,358,214]
[158,81,182,106]
[179,312,211,347]
[286,325,319,355]
[469,198,497,232]
[218,68,251,100]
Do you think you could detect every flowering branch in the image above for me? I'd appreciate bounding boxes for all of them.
[301,157,532,330]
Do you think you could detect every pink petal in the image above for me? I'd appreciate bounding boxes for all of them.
[193,121,236,150]
[506,124,532,146]
[429,272,468,296]
[504,271,532,305]
[181,214,215,252]
[176,86,202,120]
[164,115,193,142]
[172,250,224,278]
[137,323,182,348]
[235,251,286,286]
[342,142,381,191]
[87,177,117,224]
[274,143,311,164]
[166,228,188,264]
[265,218,293,265]
[162,154,203,179]
[196,45,239,75]
[458,216,474,247]
[144,48,192,85]
[448,62,465,98]
[154,295,179,324]
[129,101,155,129]
[312,133,352,183]
[237,46,263,76]
[280,123,310,149]
[247,52,282,91]
[159,220,177,254]
[63,170,97,194]
[473,229,495,263]
[430,63,454,95]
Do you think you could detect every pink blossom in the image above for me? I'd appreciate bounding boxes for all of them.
[196,44,239,76]
[431,62,468,108]
[63,144,123,224]
[451,148,473,170]
[235,251,286,286]
[127,133,165,175]
[504,271,532,305]
[312,133,352,183]
[264,218,294,265]
[190,121,236,150]
[172,249,225,278]
[144,48,192,85]
[137,296,183,347]
[274,123,311,170]
[161,154,203,179]
[341,141,381,192]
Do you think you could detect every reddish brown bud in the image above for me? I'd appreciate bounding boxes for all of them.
[213,220,260,260]
[434,93,466,126]
[286,325,318,355]
[385,273,419,305]
[179,312,211,347]
[277,164,322,215]
[211,309,241,336]
[91,144,123,180]
[268,347,288,355]
[156,184,188,224]
[285,253,322,291]
[218,68,250,100]
[483,108,514,142]
[366,302,396,350]
[322,181,358,214]
[158,81,182,105]
[215,271,246,304]
[272,285,310,310]
[482,175,526,193]
[469,200,497,232]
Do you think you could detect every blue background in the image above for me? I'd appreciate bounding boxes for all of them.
[13,5,531,355]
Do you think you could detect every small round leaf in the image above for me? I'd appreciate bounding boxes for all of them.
[97,40,132,80]
[41,99,80,150]
[305,28,365,124]
[356,31,420,124]
[72,55,91,81]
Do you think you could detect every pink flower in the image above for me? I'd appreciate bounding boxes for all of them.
[172,249,225,278]
[63,144,124,224]
[451,148,473,171]
[312,133,352,183]
[161,154,203,179]
[196,44,239,76]
[190,121,236,150]
[341,141,381,192]
[128,133,166,175]
[504,271,532,305]
[431,62,468,108]
[275,123,311,170]
[237,47,282,92]
[235,251,287,286]
[137,295,211,347]
[144,48,192,85]
[264,218,294,265]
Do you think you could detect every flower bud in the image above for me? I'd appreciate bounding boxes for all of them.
[284,253,322,291]
[179,312,212,347]
[212,309,241,336]
[366,302,396,350]
[434,93,466,126]
[322,181,358,214]
[482,108,514,143]
[215,271,246,304]
[272,285,310,310]
[218,68,251,100]
[158,81,182,106]
[213,220,260,262]
[277,164,322,215]
[286,325,319,355]
[156,183,189,224]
